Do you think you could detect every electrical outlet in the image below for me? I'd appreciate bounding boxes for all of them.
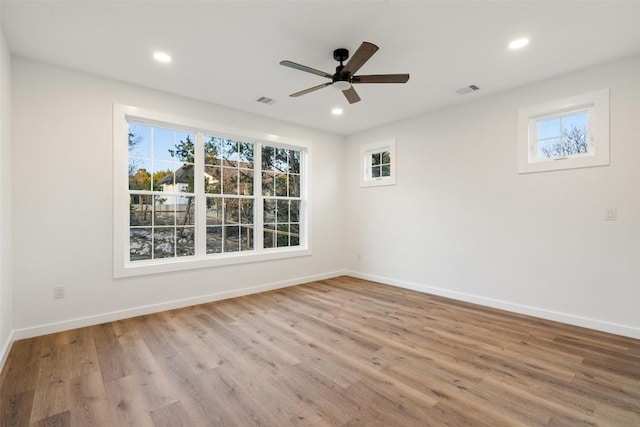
[605,208,617,221]
[54,286,65,299]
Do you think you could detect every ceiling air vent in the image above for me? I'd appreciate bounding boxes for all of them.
[256,96,277,105]
[455,85,480,95]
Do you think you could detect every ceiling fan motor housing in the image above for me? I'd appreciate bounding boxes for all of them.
[333,48,349,63]
[333,48,350,82]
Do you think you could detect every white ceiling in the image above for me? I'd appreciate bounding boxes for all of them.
[2,1,640,136]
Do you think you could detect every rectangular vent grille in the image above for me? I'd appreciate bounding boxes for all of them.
[256,96,277,105]
[456,85,480,95]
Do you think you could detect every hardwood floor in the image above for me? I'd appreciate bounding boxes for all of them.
[1,276,639,426]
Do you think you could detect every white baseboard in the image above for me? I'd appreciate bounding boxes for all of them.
[346,270,640,340]
[12,270,347,341]
[0,329,15,374]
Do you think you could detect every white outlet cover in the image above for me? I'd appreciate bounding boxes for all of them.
[605,208,617,221]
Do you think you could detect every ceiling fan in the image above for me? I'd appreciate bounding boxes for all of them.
[280,41,409,104]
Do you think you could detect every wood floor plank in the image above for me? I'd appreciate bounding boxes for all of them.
[103,375,154,427]
[2,276,639,426]
[1,389,35,427]
[68,371,111,427]
[91,325,131,384]
[117,338,176,412]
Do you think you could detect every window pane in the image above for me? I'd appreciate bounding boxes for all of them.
[381,151,390,165]
[205,166,221,194]
[263,225,275,249]
[222,139,239,167]
[154,196,175,226]
[206,226,222,254]
[381,165,391,177]
[276,148,289,173]
[240,200,254,225]
[176,227,195,257]
[174,165,195,193]
[128,123,151,158]
[537,118,561,140]
[277,224,289,247]
[277,200,289,223]
[239,169,254,196]
[240,226,253,251]
[537,138,562,159]
[130,194,152,226]
[222,168,239,195]
[372,153,381,166]
[204,137,221,166]
[206,197,222,225]
[176,196,195,226]
[153,161,177,190]
[239,142,254,169]
[372,166,381,178]
[174,132,195,164]
[275,174,287,197]
[224,226,240,252]
[225,198,239,224]
[130,228,152,261]
[129,158,152,191]
[264,199,276,224]
[290,200,300,223]
[562,112,589,155]
[154,227,175,258]
[153,128,177,161]
[262,172,275,196]
[289,174,300,197]
[290,223,300,247]
[262,146,274,169]
[563,111,588,130]
[290,150,301,173]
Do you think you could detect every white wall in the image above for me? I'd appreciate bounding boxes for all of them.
[8,51,640,342]
[0,9,13,367]
[11,57,346,336]
[345,54,640,338]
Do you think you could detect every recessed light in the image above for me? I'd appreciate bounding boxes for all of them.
[508,38,529,50]
[153,51,172,63]
[331,108,343,116]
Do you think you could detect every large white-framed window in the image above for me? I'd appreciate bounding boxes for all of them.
[360,138,397,187]
[518,89,609,173]
[114,104,311,278]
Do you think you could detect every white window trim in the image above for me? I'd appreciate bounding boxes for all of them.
[518,89,609,174]
[113,104,312,278]
[360,138,397,187]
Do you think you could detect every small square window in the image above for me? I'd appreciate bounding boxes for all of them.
[360,139,396,187]
[518,89,609,173]
[534,110,589,160]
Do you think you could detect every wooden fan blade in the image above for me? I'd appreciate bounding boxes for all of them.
[352,74,410,84]
[290,82,332,97]
[341,42,379,77]
[342,86,361,104]
[280,60,333,79]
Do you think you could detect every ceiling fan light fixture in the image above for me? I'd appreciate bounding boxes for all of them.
[332,80,351,91]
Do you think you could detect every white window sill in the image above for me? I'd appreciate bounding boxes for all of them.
[115,246,312,278]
